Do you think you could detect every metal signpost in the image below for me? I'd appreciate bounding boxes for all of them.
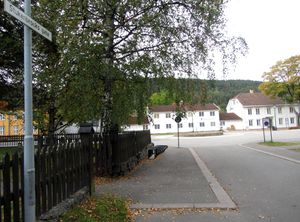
[175,116,181,148]
[4,1,52,221]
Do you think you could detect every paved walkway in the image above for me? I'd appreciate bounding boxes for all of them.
[96,146,236,210]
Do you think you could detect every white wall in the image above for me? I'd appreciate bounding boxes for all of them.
[221,120,244,130]
[123,124,149,131]
[227,100,299,130]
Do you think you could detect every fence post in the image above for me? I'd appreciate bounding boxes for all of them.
[79,124,95,196]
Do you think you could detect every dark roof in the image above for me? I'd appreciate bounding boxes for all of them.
[219,112,242,121]
[149,103,219,112]
[149,104,177,112]
[234,92,284,106]
[186,103,219,111]
[127,116,149,125]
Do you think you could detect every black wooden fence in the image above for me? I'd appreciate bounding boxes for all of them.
[0,130,151,221]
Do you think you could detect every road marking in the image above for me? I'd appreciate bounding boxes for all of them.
[239,144,300,165]
[188,147,236,209]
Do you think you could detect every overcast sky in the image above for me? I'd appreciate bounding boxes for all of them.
[222,0,300,81]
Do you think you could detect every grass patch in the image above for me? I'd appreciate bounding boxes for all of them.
[289,148,300,152]
[61,194,132,222]
[259,141,300,147]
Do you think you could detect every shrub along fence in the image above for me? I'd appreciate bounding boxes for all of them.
[0,130,151,221]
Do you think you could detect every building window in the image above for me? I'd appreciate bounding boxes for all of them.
[248,108,252,115]
[0,126,4,135]
[279,118,283,125]
[290,117,295,124]
[210,111,215,116]
[249,120,253,126]
[154,113,159,118]
[220,121,225,126]
[210,122,216,127]
[178,123,183,128]
[143,125,148,130]
[256,108,260,115]
[256,119,261,126]
[13,126,19,135]
[267,108,271,114]
[188,123,193,128]
[199,111,204,117]
[154,124,160,129]
[166,113,171,118]
[166,124,172,129]
[278,107,282,114]
[200,122,205,127]
[0,114,5,121]
[290,107,294,113]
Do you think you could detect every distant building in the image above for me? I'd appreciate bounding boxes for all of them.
[226,91,299,129]
[0,111,25,136]
[148,104,220,134]
[123,116,149,131]
[219,112,243,130]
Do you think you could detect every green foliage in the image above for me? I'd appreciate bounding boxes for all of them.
[0,0,24,85]
[259,55,300,103]
[259,141,300,147]
[259,55,300,125]
[1,0,247,133]
[149,79,261,110]
[150,90,174,105]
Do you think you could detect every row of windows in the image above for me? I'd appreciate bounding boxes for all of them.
[153,111,216,119]
[154,122,216,129]
[248,107,295,115]
[248,117,295,126]
[0,126,19,135]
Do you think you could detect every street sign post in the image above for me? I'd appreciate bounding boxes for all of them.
[175,116,182,148]
[4,0,52,41]
[4,0,52,221]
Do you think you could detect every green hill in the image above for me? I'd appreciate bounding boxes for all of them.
[149,79,262,111]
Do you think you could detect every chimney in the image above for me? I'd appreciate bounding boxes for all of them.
[249,90,254,93]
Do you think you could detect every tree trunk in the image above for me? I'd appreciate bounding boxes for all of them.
[47,103,56,146]
[101,2,117,134]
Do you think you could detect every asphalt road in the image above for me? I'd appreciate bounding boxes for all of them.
[140,129,300,222]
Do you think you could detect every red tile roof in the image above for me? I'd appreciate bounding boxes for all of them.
[149,103,219,112]
[219,112,242,121]
[234,92,284,106]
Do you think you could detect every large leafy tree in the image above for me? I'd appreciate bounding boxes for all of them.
[259,55,300,125]
[0,0,24,108]
[1,0,247,134]
[52,0,246,133]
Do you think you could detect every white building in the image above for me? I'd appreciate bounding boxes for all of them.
[226,91,299,130]
[122,116,149,131]
[148,104,220,134]
[219,112,243,130]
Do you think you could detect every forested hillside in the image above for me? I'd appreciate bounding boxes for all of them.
[149,79,262,111]
[206,79,261,110]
